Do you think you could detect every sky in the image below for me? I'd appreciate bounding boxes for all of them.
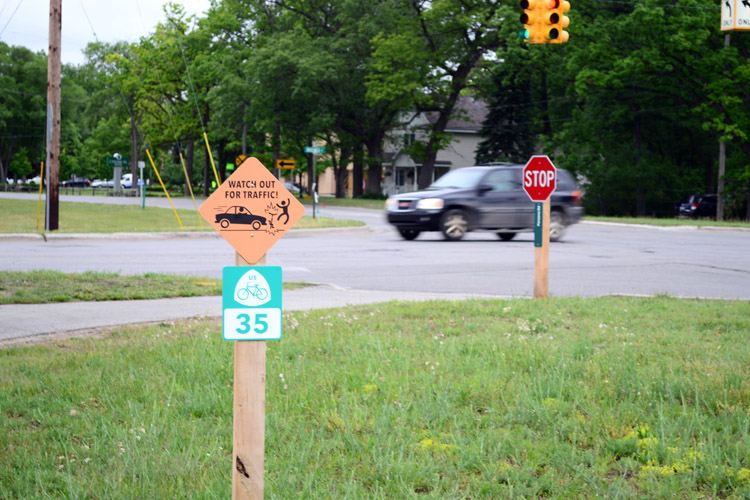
[0,0,213,66]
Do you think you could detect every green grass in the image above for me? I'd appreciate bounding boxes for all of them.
[0,198,364,233]
[0,270,312,304]
[2,297,749,498]
[316,196,387,210]
[0,271,220,304]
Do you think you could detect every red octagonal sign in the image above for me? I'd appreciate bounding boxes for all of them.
[523,155,557,202]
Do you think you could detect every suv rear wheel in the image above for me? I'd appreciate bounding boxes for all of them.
[549,211,565,242]
[497,232,516,241]
[441,209,469,241]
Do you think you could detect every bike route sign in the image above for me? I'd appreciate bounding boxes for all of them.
[223,266,282,341]
[199,157,305,264]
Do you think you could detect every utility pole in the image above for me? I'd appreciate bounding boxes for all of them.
[46,0,61,231]
[717,33,730,222]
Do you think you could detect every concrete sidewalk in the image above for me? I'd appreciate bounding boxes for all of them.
[0,284,503,346]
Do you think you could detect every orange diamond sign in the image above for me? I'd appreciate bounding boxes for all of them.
[199,157,305,263]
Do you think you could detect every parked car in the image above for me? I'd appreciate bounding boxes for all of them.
[215,206,268,230]
[91,179,114,188]
[283,181,302,194]
[121,173,133,188]
[385,165,584,241]
[60,176,90,188]
[676,194,717,219]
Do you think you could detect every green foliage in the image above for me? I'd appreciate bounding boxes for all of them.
[476,0,750,217]
[3,0,750,213]
[8,148,32,179]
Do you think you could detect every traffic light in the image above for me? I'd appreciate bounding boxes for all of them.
[548,0,570,44]
[520,0,570,44]
[519,0,543,43]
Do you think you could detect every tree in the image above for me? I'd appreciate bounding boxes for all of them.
[9,147,32,180]
[368,0,504,189]
[0,43,46,183]
[475,55,537,164]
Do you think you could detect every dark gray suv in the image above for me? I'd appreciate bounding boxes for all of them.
[385,165,583,241]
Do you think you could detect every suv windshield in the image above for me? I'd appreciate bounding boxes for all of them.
[428,168,487,190]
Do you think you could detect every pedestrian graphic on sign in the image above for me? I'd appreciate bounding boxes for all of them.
[277,198,290,225]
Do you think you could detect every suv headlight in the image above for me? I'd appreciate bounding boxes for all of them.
[385,198,398,211]
[416,198,444,210]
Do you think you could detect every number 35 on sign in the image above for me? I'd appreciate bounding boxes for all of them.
[222,266,282,341]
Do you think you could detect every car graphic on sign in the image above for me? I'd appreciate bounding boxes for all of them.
[216,206,268,230]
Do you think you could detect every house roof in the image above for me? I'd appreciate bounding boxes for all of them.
[424,96,488,133]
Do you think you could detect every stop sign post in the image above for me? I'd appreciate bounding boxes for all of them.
[523,156,557,298]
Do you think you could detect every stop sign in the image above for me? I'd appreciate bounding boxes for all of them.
[523,155,557,202]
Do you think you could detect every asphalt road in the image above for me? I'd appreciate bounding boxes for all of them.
[2,192,749,299]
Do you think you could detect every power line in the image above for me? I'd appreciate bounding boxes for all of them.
[78,0,98,42]
[586,0,720,10]
[0,0,24,39]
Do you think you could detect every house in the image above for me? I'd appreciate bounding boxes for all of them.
[382,96,488,195]
[312,96,488,197]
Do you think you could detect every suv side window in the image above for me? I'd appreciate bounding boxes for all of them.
[483,169,521,192]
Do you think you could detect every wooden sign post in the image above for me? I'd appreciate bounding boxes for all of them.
[522,156,557,299]
[199,158,305,500]
[232,252,266,500]
[533,200,551,298]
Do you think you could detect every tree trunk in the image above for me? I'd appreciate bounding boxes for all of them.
[417,101,455,190]
[131,113,138,186]
[365,135,384,195]
[634,110,646,217]
[218,140,228,182]
[352,143,364,198]
[305,148,314,196]
[273,121,280,179]
[203,146,211,197]
[242,121,248,156]
[335,146,351,199]
[0,154,6,184]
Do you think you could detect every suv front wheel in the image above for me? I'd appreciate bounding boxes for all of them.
[441,209,469,241]
[398,229,420,240]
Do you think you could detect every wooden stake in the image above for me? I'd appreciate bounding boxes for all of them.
[533,199,551,298]
[233,252,266,500]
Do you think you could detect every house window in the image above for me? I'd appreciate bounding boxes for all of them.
[395,169,406,186]
[404,133,415,147]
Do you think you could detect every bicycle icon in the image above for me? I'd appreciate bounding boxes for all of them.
[236,283,269,302]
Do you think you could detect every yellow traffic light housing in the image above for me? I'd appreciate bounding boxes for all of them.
[520,0,543,43]
[548,0,570,44]
[520,0,569,44]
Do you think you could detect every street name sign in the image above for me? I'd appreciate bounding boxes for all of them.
[106,155,130,167]
[304,146,325,154]
[223,266,282,341]
[199,157,305,264]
